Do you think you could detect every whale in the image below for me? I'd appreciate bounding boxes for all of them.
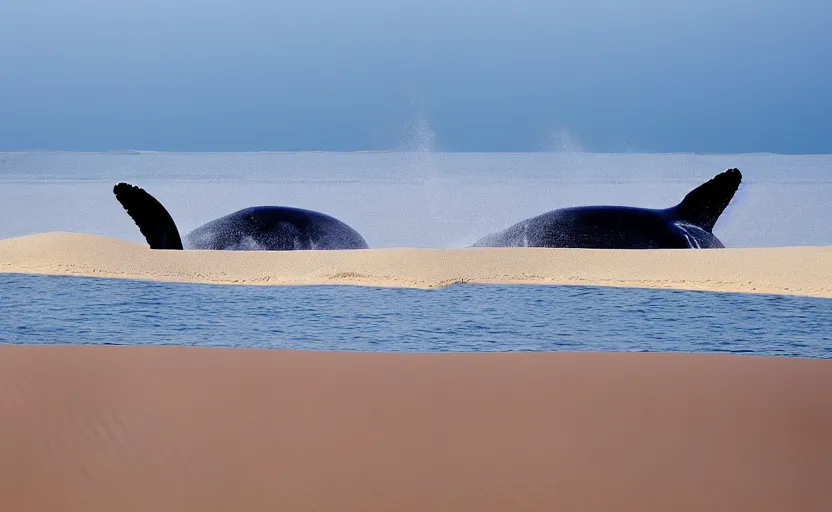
[113,183,369,250]
[472,168,742,249]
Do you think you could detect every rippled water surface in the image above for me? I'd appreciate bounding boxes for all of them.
[2,274,829,358]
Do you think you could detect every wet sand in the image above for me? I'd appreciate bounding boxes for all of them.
[2,232,831,297]
[0,346,830,511]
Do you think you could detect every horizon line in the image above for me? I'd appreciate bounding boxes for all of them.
[2,149,831,157]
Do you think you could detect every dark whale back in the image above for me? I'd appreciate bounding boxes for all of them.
[184,206,369,250]
[113,183,368,251]
[472,168,742,249]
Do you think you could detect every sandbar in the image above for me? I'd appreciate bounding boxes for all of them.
[1,232,830,297]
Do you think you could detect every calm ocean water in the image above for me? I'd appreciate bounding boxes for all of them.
[1,151,831,248]
[1,274,830,358]
[1,152,829,357]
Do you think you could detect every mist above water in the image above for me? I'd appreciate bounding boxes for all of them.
[545,128,584,154]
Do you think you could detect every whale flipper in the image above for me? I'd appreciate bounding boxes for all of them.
[113,183,184,250]
[670,168,742,232]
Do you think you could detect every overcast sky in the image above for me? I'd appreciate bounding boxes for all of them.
[1,0,830,153]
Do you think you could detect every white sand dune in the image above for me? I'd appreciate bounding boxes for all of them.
[1,232,830,297]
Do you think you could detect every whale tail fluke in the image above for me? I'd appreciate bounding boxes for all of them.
[670,168,742,232]
[113,183,184,250]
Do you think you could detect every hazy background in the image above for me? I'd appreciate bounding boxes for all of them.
[1,0,830,153]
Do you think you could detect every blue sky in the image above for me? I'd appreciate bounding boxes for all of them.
[1,0,830,153]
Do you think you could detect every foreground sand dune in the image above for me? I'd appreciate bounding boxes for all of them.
[0,346,830,511]
[1,232,831,297]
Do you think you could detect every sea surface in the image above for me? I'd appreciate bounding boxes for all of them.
[1,151,831,248]
[1,151,830,357]
[2,274,830,358]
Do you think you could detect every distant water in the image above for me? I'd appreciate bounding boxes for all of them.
[2,274,829,358]
[1,151,831,248]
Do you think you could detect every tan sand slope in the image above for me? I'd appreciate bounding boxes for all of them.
[1,346,830,512]
[1,231,831,297]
